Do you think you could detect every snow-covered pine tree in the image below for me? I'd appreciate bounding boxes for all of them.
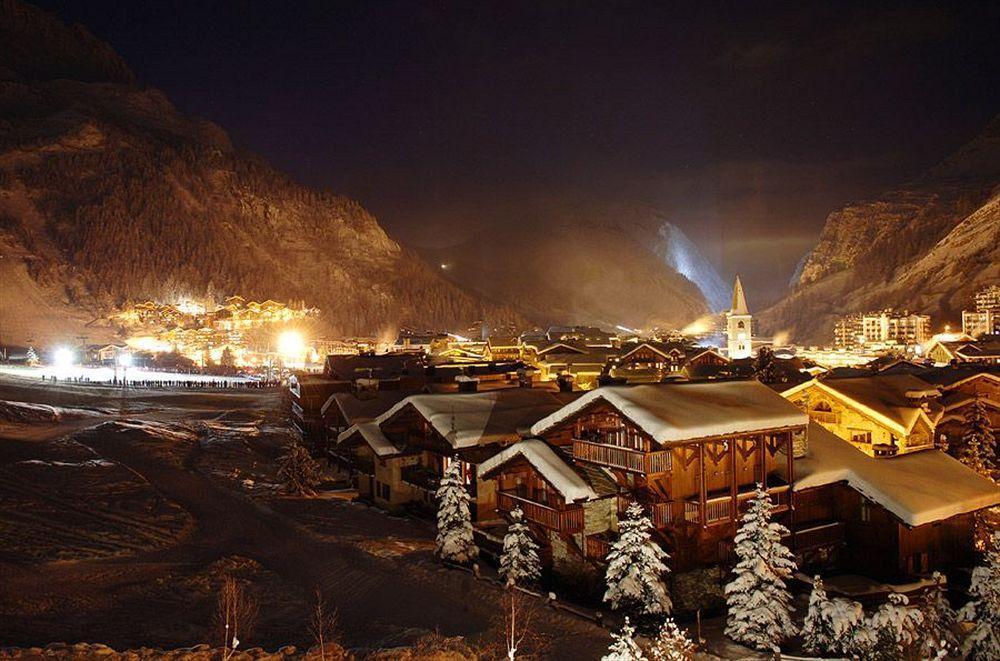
[868,592,924,660]
[603,501,672,622]
[602,617,646,661]
[801,576,836,655]
[959,398,997,475]
[959,531,1000,660]
[435,457,478,565]
[920,572,958,661]
[801,577,871,657]
[277,441,322,496]
[25,346,39,366]
[647,616,695,661]
[498,506,542,587]
[723,484,797,653]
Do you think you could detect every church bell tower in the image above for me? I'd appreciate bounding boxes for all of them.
[726,276,752,359]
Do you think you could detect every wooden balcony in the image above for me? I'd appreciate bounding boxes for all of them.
[684,485,790,526]
[616,496,673,528]
[498,491,584,534]
[573,438,672,474]
[585,534,612,561]
[793,521,846,551]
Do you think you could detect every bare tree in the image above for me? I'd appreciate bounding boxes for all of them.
[309,587,340,660]
[215,575,259,660]
[483,589,548,660]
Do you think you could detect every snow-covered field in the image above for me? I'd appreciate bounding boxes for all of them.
[0,364,255,384]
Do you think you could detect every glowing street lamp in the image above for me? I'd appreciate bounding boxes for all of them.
[53,347,75,368]
[276,331,306,366]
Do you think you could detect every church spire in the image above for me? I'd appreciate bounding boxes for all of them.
[731,275,749,315]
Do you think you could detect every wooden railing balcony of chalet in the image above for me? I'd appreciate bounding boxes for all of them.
[793,521,846,551]
[585,534,611,561]
[573,438,672,474]
[684,485,791,526]
[616,495,673,528]
[497,491,584,534]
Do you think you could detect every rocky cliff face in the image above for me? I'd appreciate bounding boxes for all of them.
[760,115,1000,344]
[0,0,524,344]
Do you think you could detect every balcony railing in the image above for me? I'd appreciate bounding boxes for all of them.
[573,439,672,474]
[586,535,611,561]
[498,491,584,534]
[684,485,790,526]
[793,521,846,551]
[617,496,673,528]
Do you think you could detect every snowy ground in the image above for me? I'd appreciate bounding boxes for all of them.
[0,364,256,384]
[0,375,619,658]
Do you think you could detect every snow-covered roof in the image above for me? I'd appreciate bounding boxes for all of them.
[339,421,400,457]
[530,380,808,444]
[339,388,574,451]
[320,390,409,422]
[782,375,943,435]
[784,423,1000,527]
[479,439,599,502]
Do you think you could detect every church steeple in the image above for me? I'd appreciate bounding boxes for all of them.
[726,275,752,359]
[731,275,749,315]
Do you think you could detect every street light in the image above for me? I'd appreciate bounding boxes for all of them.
[118,352,132,387]
[53,347,75,368]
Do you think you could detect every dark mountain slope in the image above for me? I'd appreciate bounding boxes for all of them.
[0,0,521,344]
[760,115,1000,344]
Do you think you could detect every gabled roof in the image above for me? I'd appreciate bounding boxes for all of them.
[917,366,1000,389]
[338,388,576,451]
[619,341,690,361]
[320,390,410,423]
[531,380,807,444]
[537,341,589,356]
[783,375,943,436]
[479,439,599,502]
[785,423,1000,527]
[340,422,401,457]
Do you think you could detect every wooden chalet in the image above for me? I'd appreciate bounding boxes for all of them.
[916,368,1000,446]
[782,374,943,457]
[479,439,619,573]
[335,389,577,517]
[785,423,999,581]
[526,380,809,570]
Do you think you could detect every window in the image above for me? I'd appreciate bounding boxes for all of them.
[851,430,872,445]
[860,500,871,523]
[380,482,391,500]
[737,320,745,329]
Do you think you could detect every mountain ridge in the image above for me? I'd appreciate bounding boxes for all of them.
[760,113,1000,344]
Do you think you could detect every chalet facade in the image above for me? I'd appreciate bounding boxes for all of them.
[526,381,809,570]
[787,423,998,581]
[782,375,942,457]
[919,369,1000,446]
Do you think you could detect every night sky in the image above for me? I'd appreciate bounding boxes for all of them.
[35,0,1000,304]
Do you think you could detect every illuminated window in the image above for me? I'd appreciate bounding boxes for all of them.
[860,500,871,523]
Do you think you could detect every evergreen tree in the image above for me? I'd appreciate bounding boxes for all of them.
[647,616,695,661]
[920,572,958,661]
[602,617,646,661]
[26,346,39,366]
[604,502,672,622]
[801,576,835,655]
[959,532,1000,660]
[959,398,997,475]
[751,346,778,384]
[277,441,322,496]
[723,485,797,653]
[801,577,869,657]
[868,593,923,660]
[435,457,478,565]
[498,506,542,587]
